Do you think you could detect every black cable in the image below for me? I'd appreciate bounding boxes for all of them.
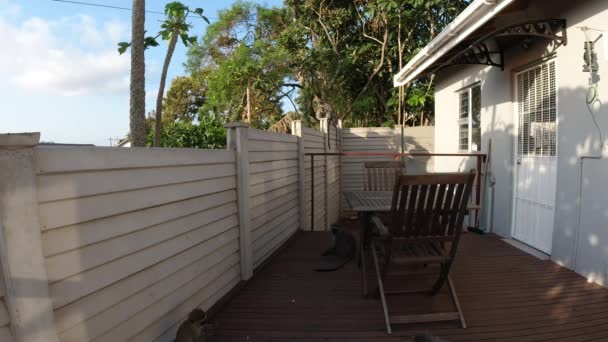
[51,0,164,14]
[50,0,214,19]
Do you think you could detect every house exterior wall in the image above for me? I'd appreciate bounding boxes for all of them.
[433,0,608,284]
[550,1,608,281]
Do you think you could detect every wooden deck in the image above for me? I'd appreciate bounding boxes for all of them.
[211,222,608,341]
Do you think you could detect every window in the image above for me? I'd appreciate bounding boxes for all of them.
[458,85,481,151]
[517,61,556,156]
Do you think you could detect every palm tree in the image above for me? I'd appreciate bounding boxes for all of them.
[130,0,147,147]
[153,3,207,147]
[154,28,179,146]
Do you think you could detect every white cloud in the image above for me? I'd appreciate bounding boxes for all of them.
[0,11,131,96]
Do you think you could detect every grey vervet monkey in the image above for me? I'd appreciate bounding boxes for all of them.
[315,225,356,272]
[174,308,208,342]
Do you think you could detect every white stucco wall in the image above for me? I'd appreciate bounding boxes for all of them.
[551,1,608,278]
[433,0,608,281]
[434,63,513,236]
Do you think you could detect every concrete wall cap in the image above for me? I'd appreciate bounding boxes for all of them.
[224,122,251,128]
[0,132,40,147]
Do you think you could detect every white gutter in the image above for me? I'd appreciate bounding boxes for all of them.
[393,0,516,87]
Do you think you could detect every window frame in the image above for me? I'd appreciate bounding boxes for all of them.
[457,84,481,151]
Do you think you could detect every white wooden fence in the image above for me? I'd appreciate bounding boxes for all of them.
[0,123,433,342]
[293,119,342,231]
[36,147,240,342]
[0,125,309,342]
[247,128,300,268]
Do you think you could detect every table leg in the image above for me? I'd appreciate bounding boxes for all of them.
[358,211,373,298]
[361,238,367,297]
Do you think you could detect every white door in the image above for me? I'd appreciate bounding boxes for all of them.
[512,61,557,254]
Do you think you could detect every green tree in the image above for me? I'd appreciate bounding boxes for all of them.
[163,70,207,125]
[283,0,469,126]
[146,112,226,149]
[179,0,470,130]
[186,2,299,129]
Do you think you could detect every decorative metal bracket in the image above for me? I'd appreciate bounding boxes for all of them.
[427,19,567,75]
[494,19,568,48]
[451,43,504,69]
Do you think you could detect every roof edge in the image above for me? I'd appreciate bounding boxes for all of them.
[393,0,516,87]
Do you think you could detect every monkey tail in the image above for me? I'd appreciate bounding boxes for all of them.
[314,255,354,272]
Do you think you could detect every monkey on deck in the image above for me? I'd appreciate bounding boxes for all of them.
[174,308,215,342]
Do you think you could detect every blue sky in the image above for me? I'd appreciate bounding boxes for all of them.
[1,0,283,145]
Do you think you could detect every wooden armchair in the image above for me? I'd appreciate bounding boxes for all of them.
[368,172,475,333]
[363,161,405,191]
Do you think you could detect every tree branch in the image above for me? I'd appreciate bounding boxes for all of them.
[352,0,383,46]
[311,0,339,54]
[342,13,389,120]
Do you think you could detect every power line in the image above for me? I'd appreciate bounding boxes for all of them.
[50,0,215,19]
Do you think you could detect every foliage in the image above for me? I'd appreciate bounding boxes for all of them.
[268,111,316,133]
[185,2,300,129]
[118,2,209,55]
[124,0,471,148]
[146,112,226,149]
[281,0,470,126]
[169,0,471,138]
[162,71,207,124]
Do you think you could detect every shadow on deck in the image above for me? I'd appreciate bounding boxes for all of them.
[211,221,608,342]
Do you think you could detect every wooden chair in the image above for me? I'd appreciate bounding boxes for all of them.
[363,161,405,191]
[368,172,475,333]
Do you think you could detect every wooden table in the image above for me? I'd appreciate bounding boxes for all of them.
[344,190,392,248]
[344,191,392,212]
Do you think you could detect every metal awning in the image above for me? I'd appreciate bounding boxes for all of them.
[393,0,570,86]
[423,19,568,77]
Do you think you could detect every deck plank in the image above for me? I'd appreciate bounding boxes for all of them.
[210,221,608,341]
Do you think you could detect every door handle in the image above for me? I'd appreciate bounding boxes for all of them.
[516,158,522,165]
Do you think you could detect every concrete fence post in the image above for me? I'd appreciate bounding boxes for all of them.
[0,133,60,342]
[224,123,253,280]
[337,119,343,218]
[291,121,307,231]
[395,124,404,164]
[319,118,330,231]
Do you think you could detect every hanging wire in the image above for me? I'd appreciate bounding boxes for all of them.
[581,27,604,152]
[50,0,215,19]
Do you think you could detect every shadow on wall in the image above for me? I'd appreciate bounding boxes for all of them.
[555,83,607,283]
[402,132,432,175]
[437,65,515,235]
[440,32,608,286]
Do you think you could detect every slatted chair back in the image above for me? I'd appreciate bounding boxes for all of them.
[363,161,405,191]
[388,172,475,255]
